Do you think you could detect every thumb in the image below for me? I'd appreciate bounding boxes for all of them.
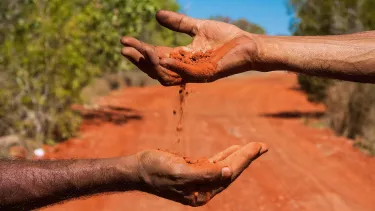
[221,166,232,178]
[156,10,200,36]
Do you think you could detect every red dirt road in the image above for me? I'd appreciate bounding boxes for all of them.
[43,73,375,211]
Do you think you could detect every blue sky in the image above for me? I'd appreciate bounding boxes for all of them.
[177,0,291,35]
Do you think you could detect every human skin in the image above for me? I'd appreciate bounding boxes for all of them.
[121,10,375,85]
[0,142,267,210]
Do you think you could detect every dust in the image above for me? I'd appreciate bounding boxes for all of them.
[176,83,186,138]
[170,50,214,152]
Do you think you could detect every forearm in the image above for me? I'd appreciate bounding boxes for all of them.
[0,157,139,210]
[254,31,375,83]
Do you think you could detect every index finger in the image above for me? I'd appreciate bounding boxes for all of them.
[221,142,268,181]
[121,37,159,65]
[209,145,241,163]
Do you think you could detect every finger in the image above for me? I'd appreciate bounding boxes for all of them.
[186,162,236,186]
[210,186,227,199]
[185,143,267,185]
[160,58,216,82]
[143,45,159,66]
[209,145,241,163]
[160,58,197,77]
[201,167,233,203]
[184,143,265,206]
[156,10,200,36]
[121,37,158,64]
[221,142,268,181]
[157,66,183,86]
[121,47,144,63]
[121,37,148,57]
[121,36,148,48]
[121,47,158,79]
[193,192,212,207]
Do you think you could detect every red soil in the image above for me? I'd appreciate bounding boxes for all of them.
[42,73,375,211]
[183,157,210,165]
[169,50,214,65]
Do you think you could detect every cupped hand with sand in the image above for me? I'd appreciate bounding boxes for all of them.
[0,142,267,210]
[136,142,268,207]
[121,10,260,86]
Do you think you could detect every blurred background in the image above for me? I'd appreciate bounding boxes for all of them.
[0,0,375,210]
[0,0,269,157]
[1,0,374,158]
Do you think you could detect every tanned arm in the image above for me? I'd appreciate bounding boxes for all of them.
[256,31,375,83]
[0,142,267,210]
[0,157,139,210]
[121,10,375,85]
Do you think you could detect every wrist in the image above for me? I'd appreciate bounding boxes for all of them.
[246,33,287,72]
[109,155,143,191]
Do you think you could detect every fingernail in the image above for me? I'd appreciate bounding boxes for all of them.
[259,143,269,154]
[221,167,232,178]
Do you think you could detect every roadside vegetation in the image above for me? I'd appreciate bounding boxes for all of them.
[289,0,375,155]
[0,0,264,157]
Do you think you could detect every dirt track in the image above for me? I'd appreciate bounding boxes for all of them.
[43,73,375,211]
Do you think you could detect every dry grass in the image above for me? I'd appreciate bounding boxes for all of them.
[325,81,375,155]
[81,70,158,104]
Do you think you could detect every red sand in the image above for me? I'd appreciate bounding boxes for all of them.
[43,73,375,211]
[169,50,214,65]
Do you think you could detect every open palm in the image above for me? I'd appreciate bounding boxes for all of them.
[121,10,258,86]
[136,142,268,207]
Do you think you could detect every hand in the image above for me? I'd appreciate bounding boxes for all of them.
[120,10,261,86]
[135,142,268,207]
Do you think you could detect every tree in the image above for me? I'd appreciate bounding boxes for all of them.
[0,0,158,147]
[137,0,192,47]
[210,16,266,34]
[232,19,265,34]
[289,0,375,154]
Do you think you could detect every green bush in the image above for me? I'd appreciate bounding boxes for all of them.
[325,82,375,155]
[0,0,158,147]
[297,74,333,103]
[290,0,375,154]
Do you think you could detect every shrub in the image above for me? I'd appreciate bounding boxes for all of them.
[297,74,333,103]
[325,82,375,154]
[290,0,375,154]
[0,0,157,147]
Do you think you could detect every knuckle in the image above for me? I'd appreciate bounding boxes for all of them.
[143,45,155,55]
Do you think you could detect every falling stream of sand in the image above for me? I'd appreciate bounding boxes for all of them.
[174,83,187,153]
